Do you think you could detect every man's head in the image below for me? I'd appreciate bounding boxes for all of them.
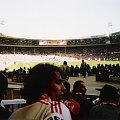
[73,80,87,95]
[82,59,84,62]
[99,84,119,103]
[22,63,66,102]
[63,61,67,65]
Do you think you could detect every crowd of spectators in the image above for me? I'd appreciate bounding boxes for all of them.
[0,31,120,62]
[1,63,119,120]
[1,61,120,84]
[0,43,119,62]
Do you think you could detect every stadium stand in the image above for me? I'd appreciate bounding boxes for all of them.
[0,32,119,83]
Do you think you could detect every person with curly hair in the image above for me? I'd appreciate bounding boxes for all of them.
[9,63,72,120]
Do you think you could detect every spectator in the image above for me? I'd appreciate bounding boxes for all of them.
[71,80,94,120]
[69,65,74,77]
[88,84,120,120]
[9,63,72,120]
[80,60,87,78]
[61,80,81,120]
[74,65,80,77]
[60,61,70,80]
[0,72,12,120]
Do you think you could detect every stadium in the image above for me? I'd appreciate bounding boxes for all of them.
[0,31,120,81]
[0,31,120,118]
[1,0,120,119]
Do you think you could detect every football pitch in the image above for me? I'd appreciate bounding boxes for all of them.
[7,60,120,71]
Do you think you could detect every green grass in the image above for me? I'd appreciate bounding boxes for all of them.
[7,60,120,71]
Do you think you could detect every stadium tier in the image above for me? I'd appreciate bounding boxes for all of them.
[0,32,119,70]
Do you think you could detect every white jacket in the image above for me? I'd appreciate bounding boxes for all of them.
[9,94,72,120]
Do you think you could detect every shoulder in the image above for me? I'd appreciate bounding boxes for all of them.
[9,102,50,120]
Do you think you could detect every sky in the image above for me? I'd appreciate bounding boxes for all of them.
[0,0,120,39]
